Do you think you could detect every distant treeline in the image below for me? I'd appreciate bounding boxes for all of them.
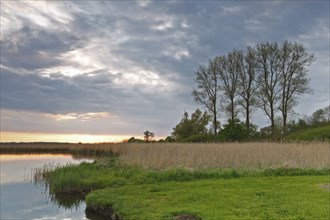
[127,108,329,143]
[192,41,315,136]
[169,41,329,143]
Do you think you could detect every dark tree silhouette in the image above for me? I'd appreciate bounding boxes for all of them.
[143,130,154,142]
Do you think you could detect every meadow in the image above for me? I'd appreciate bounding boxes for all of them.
[2,142,330,219]
[86,175,330,220]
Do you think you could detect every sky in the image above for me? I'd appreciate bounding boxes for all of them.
[1,0,329,143]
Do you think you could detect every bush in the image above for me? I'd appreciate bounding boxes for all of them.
[127,137,144,143]
[165,136,175,142]
[219,119,248,142]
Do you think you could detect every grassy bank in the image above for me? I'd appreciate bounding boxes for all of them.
[18,142,330,219]
[38,156,330,219]
[86,176,330,220]
[39,158,330,193]
[285,125,330,141]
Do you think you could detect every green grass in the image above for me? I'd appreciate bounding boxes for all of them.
[286,125,330,141]
[41,157,330,193]
[86,176,330,220]
[44,163,116,193]
[41,159,131,193]
[39,157,330,219]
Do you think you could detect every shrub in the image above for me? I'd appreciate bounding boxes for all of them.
[219,119,248,142]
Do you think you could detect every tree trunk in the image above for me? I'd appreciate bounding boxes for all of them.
[282,105,287,135]
[246,102,250,133]
[270,103,275,136]
[213,107,217,135]
[231,99,235,121]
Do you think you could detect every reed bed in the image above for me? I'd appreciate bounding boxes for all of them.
[1,142,329,169]
[113,142,330,169]
[0,143,114,154]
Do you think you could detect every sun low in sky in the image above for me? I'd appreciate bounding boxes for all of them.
[1,1,329,143]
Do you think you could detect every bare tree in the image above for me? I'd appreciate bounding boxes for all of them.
[217,53,239,121]
[192,59,220,135]
[143,130,154,142]
[256,42,282,135]
[278,41,314,133]
[192,41,314,136]
[236,47,259,132]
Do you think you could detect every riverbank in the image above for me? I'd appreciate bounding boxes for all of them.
[6,142,330,219]
[86,175,330,220]
[38,156,330,219]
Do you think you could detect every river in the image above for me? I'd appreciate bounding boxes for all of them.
[0,154,107,220]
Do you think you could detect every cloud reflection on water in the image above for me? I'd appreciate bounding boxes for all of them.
[0,154,92,184]
[0,154,96,220]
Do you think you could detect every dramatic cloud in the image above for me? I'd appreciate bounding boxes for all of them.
[1,1,329,140]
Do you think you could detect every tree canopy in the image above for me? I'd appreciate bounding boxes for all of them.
[172,109,210,141]
[143,130,154,142]
[192,41,314,137]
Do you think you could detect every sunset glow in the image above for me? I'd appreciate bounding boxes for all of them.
[0,154,73,162]
[0,132,136,143]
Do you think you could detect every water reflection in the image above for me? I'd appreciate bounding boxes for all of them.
[1,182,88,219]
[85,208,111,220]
[1,154,92,184]
[0,154,106,220]
[47,192,107,220]
[48,192,85,210]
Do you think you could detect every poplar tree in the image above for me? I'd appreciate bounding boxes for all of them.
[278,41,314,133]
[235,47,259,132]
[192,59,220,135]
[217,53,239,121]
[256,42,282,135]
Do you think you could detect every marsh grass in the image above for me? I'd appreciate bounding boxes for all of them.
[31,162,86,210]
[37,157,330,195]
[30,143,329,219]
[0,143,115,155]
[17,142,329,219]
[114,142,330,169]
[2,142,329,169]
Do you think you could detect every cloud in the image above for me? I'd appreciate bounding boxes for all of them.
[47,112,110,121]
[1,1,329,137]
[0,66,188,136]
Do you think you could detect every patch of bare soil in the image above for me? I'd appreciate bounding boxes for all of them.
[319,183,330,191]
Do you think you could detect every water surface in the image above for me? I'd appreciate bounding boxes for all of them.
[0,154,105,220]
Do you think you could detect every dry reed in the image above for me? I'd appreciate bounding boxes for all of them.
[112,142,330,169]
[1,142,329,169]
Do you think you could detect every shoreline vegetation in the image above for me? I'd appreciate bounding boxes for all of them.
[1,142,330,219]
[1,142,329,169]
